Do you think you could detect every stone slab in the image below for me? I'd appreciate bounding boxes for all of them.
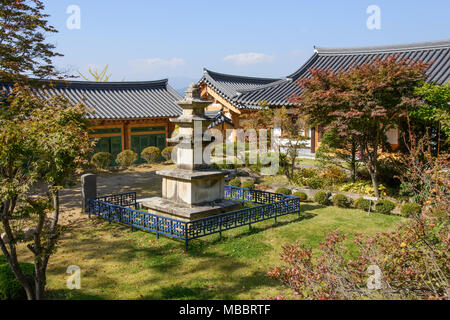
[156,168,227,181]
[142,197,241,222]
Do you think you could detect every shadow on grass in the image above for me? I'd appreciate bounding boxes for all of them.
[300,203,325,212]
[46,289,104,300]
[141,269,278,300]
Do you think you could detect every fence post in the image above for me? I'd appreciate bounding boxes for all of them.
[219,216,222,240]
[184,222,189,251]
[156,216,160,240]
[274,206,278,224]
[108,205,112,224]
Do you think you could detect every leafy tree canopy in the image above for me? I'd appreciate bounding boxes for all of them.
[0,0,61,82]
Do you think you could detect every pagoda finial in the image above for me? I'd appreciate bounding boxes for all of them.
[185,83,200,100]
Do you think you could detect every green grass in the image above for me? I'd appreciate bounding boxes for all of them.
[19,203,408,300]
[295,158,321,167]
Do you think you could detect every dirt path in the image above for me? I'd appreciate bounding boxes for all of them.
[58,163,176,225]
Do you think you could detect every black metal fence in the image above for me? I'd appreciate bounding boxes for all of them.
[88,186,300,250]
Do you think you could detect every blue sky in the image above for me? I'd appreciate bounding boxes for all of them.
[43,0,450,89]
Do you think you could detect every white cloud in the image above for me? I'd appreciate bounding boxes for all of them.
[223,53,275,66]
[129,57,186,75]
[143,57,186,68]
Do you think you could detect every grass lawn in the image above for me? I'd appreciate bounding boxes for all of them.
[18,203,408,300]
[295,158,321,167]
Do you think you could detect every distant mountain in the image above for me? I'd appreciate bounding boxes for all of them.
[168,76,200,97]
[175,87,189,97]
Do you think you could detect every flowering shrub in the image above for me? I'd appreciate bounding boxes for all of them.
[268,218,449,300]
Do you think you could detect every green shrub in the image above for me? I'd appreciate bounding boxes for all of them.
[293,168,324,189]
[241,181,255,190]
[276,187,292,195]
[0,256,34,300]
[293,191,308,202]
[319,166,347,185]
[216,162,237,170]
[141,147,161,164]
[229,178,241,187]
[376,200,396,215]
[332,194,349,208]
[91,152,114,169]
[355,197,372,212]
[210,162,220,170]
[161,146,174,162]
[116,150,138,167]
[401,203,422,217]
[314,191,330,205]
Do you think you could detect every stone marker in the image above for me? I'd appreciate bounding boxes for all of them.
[81,173,97,213]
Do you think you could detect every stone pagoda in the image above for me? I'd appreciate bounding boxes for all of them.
[142,84,239,222]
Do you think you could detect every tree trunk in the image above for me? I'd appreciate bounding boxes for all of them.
[369,169,380,199]
[367,154,380,199]
[1,213,36,299]
[351,142,357,183]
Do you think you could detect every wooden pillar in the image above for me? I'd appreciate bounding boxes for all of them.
[123,122,129,150]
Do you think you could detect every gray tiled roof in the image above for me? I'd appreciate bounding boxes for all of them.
[198,69,281,109]
[205,110,234,129]
[1,79,183,120]
[212,40,450,108]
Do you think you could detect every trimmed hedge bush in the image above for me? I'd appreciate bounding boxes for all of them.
[275,187,292,195]
[116,150,138,167]
[161,146,174,162]
[401,203,422,217]
[376,200,396,215]
[141,147,161,164]
[355,197,372,212]
[314,191,330,205]
[293,191,308,202]
[241,181,255,190]
[91,152,114,169]
[229,178,241,187]
[332,194,349,208]
[0,256,34,300]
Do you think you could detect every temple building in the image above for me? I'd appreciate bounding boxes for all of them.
[198,39,450,154]
[1,79,230,163]
[2,40,449,160]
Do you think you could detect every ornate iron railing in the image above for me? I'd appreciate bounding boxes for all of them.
[88,186,300,250]
[95,192,137,208]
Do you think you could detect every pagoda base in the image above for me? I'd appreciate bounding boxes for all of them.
[141,197,241,222]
